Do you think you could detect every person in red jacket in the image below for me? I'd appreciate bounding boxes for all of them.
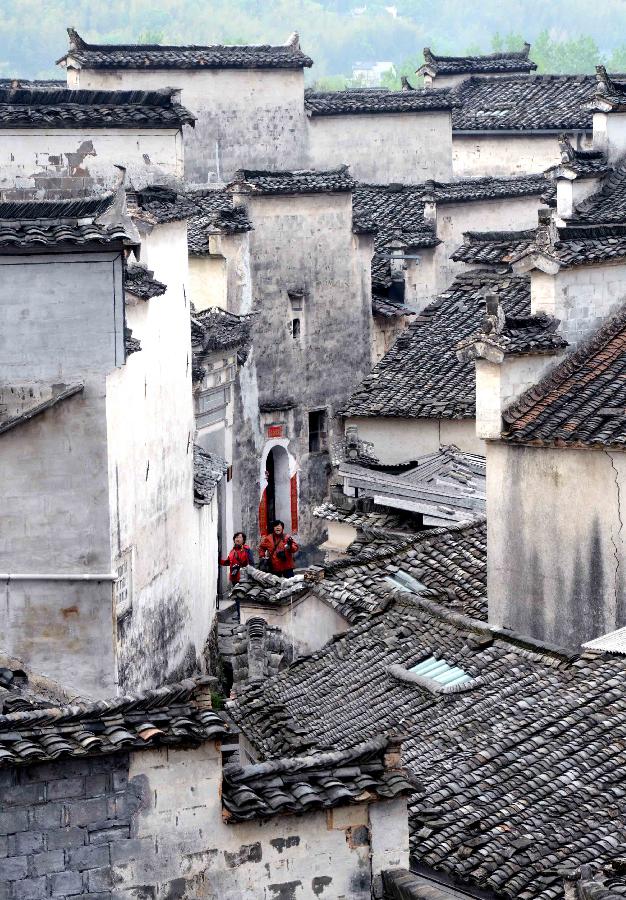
[220,532,254,621]
[259,520,299,578]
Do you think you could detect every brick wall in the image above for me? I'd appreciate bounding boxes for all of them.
[0,753,139,900]
[0,742,409,899]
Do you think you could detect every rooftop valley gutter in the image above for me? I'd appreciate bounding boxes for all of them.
[2,573,117,582]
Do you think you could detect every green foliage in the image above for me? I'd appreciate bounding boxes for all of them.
[0,0,624,82]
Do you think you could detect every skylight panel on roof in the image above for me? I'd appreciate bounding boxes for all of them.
[410,656,471,687]
[384,571,428,593]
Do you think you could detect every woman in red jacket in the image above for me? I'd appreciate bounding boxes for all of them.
[259,520,299,578]
[220,532,254,621]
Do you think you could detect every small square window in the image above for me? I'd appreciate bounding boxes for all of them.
[309,409,328,453]
[292,318,301,341]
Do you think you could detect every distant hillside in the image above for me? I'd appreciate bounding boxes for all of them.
[2,0,625,82]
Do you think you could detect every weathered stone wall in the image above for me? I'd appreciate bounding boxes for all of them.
[0,742,409,899]
[232,192,372,561]
[0,129,183,199]
[452,132,593,177]
[0,249,125,698]
[487,441,626,650]
[107,221,219,692]
[530,262,626,348]
[345,416,485,464]
[307,110,453,183]
[68,67,308,183]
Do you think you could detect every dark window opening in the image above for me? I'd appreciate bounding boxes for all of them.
[292,318,301,341]
[309,409,328,453]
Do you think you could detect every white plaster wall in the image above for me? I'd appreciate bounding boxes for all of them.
[345,416,484,463]
[322,519,359,553]
[452,132,593,178]
[0,129,182,198]
[435,195,543,291]
[372,316,408,363]
[0,249,124,697]
[594,111,626,164]
[405,246,438,308]
[106,220,218,691]
[488,441,626,650]
[531,262,626,348]
[69,67,308,183]
[475,353,565,439]
[240,591,349,654]
[122,741,408,898]
[189,256,228,311]
[307,110,453,183]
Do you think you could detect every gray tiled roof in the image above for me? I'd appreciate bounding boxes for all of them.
[502,303,626,448]
[59,28,313,70]
[457,310,567,360]
[305,87,457,116]
[230,166,356,195]
[237,519,487,625]
[229,591,626,900]
[569,163,626,224]
[0,677,227,768]
[125,263,166,300]
[452,75,596,132]
[0,193,138,249]
[343,272,530,419]
[0,87,195,128]
[222,735,410,823]
[451,229,536,266]
[130,185,198,224]
[420,45,536,76]
[186,188,252,255]
[193,445,228,504]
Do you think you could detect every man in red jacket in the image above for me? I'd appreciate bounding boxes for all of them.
[259,520,299,578]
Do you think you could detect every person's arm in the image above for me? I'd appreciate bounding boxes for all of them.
[286,536,299,554]
[246,548,254,566]
[259,536,270,558]
[219,550,233,567]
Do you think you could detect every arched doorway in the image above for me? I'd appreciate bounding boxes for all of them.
[259,442,298,536]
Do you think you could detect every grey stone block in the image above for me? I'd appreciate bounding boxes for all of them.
[111,771,128,792]
[48,777,85,800]
[7,832,43,856]
[31,849,66,876]
[66,797,109,828]
[3,782,46,806]
[85,775,108,797]
[30,800,64,829]
[46,826,87,850]
[109,837,153,865]
[51,869,83,897]
[0,836,6,858]
[88,867,114,892]
[0,808,28,835]
[0,854,27,880]
[12,876,47,900]
[88,825,129,845]
[68,843,110,871]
